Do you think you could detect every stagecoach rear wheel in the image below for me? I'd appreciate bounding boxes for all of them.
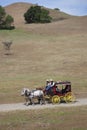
[65,92,76,103]
[51,95,60,104]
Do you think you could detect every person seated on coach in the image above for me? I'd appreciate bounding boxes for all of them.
[45,79,55,91]
[45,79,50,91]
[50,79,55,87]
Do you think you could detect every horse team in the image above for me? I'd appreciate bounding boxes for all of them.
[21,88,45,106]
[21,79,55,105]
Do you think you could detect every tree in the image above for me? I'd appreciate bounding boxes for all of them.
[0,6,6,25]
[24,6,41,23]
[2,40,13,55]
[40,8,52,23]
[0,5,14,29]
[24,5,52,23]
[5,15,14,28]
[54,8,60,11]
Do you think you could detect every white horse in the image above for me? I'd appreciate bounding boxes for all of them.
[21,88,45,106]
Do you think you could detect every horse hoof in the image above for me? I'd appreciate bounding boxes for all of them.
[24,102,28,105]
[32,103,35,106]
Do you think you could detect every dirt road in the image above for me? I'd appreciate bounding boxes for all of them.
[0,98,87,112]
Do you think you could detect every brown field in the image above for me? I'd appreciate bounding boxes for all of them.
[0,2,87,130]
[0,2,87,103]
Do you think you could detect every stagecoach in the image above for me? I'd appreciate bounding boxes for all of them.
[21,81,76,105]
[44,81,76,104]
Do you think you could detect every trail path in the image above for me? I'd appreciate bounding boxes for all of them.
[0,98,87,112]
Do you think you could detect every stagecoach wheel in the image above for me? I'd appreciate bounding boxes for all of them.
[63,96,67,103]
[65,92,76,103]
[70,93,76,102]
[51,95,60,104]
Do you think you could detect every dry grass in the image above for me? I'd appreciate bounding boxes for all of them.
[0,2,87,103]
[0,2,87,130]
[0,106,87,130]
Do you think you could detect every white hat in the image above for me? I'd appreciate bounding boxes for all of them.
[46,79,49,82]
[50,79,53,81]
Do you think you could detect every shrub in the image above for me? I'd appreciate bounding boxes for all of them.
[0,5,14,29]
[24,5,52,23]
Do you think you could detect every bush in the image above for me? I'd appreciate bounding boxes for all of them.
[0,5,14,29]
[54,8,60,11]
[24,5,52,23]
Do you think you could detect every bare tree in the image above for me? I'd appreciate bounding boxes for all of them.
[2,40,13,55]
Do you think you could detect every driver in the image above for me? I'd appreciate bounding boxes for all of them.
[45,79,55,91]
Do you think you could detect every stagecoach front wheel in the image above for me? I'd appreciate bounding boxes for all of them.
[65,92,76,103]
[51,95,60,104]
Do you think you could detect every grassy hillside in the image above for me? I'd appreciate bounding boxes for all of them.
[0,2,87,103]
[4,2,71,27]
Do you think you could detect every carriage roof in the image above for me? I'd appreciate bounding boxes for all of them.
[55,81,71,85]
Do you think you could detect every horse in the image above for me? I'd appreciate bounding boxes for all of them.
[21,88,45,106]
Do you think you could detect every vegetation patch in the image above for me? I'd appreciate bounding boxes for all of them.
[0,107,87,130]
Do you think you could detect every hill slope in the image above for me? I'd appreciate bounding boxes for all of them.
[5,2,71,27]
[4,2,87,36]
[0,2,87,103]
